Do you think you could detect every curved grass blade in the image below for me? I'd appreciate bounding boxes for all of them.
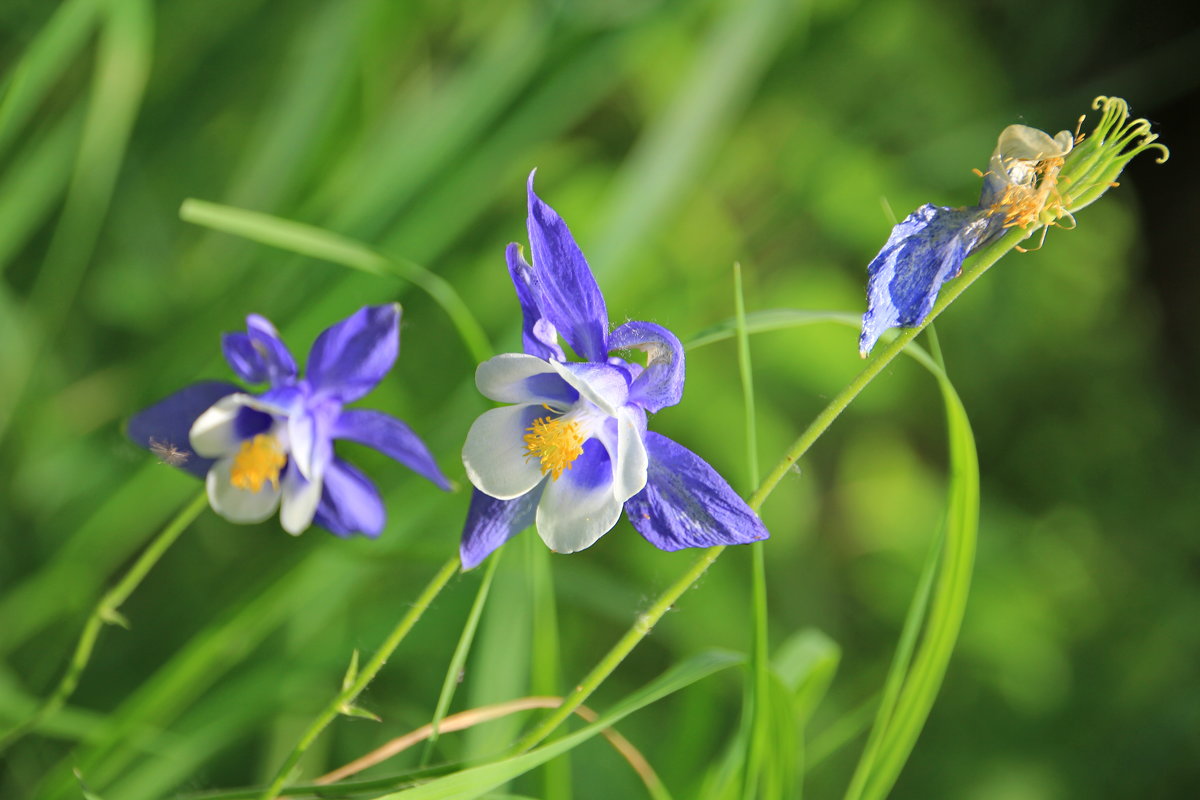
[179,199,492,365]
[856,360,978,800]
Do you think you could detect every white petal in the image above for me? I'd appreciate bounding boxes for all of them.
[612,406,648,503]
[280,465,322,535]
[462,404,547,500]
[548,361,628,416]
[535,465,622,554]
[1052,130,1075,156]
[206,457,281,523]
[190,394,254,458]
[476,353,563,404]
[288,411,317,479]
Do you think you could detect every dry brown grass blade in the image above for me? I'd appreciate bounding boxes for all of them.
[309,695,666,797]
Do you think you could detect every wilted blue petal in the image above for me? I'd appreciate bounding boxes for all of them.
[506,243,564,361]
[859,204,991,357]
[526,171,609,362]
[625,432,769,550]
[126,381,241,479]
[460,486,541,569]
[313,458,386,538]
[306,304,400,403]
[333,408,452,490]
[607,321,685,413]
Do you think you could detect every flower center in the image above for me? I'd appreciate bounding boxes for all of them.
[523,410,585,480]
[988,155,1066,229]
[230,433,286,493]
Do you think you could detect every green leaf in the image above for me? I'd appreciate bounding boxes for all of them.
[98,607,130,629]
[339,703,382,723]
[342,650,361,692]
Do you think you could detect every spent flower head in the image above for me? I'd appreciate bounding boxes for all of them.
[128,305,451,537]
[458,172,768,569]
[858,96,1167,357]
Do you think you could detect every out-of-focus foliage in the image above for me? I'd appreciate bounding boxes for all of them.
[0,0,1197,798]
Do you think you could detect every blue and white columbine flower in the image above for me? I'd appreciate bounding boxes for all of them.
[459,173,768,569]
[859,124,1075,357]
[128,305,450,537]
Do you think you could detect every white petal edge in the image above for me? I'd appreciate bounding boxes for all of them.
[535,467,622,554]
[476,353,562,404]
[548,360,627,417]
[280,465,323,535]
[190,394,254,458]
[462,404,548,500]
[288,410,317,479]
[612,406,648,503]
[206,456,282,523]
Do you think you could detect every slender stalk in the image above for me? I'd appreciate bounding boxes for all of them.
[734,263,771,800]
[419,550,501,765]
[0,490,208,752]
[258,556,461,800]
[511,225,1031,754]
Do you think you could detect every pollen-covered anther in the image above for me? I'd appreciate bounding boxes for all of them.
[230,433,287,492]
[990,155,1067,230]
[523,412,585,480]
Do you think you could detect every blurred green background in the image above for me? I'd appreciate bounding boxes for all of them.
[1,0,1197,797]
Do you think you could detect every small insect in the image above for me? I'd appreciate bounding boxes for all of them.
[149,437,190,467]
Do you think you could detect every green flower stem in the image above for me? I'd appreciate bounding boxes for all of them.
[0,490,209,753]
[420,550,501,766]
[258,556,461,800]
[511,223,1032,756]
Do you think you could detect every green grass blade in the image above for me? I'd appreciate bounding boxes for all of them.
[840,522,943,800]
[178,199,492,365]
[527,537,570,800]
[687,310,862,351]
[0,0,153,437]
[0,0,101,161]
[592,0,800,280]
[0,108,80,273]
[733,262,770,800]
[858,367,979,800]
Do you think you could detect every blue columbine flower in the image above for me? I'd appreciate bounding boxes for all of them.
[859,124,1076,357]
[459,172,769,569]
[128,305,451,537]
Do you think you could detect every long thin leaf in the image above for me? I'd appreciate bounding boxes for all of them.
[178,199,492,365]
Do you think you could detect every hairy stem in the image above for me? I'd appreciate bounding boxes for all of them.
[258,556,461,800]
[0,490,208,752]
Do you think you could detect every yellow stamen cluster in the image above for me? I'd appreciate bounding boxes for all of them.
[523,412,584,480]
[988,155,1067,230]
[230,434,287,493]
